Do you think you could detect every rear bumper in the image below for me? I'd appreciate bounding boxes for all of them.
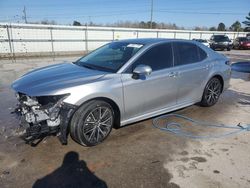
[223,77,230,92]
[222,68,231,92]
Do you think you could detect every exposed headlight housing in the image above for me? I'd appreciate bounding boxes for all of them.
[16,93,70,126]
[36,93,70,106]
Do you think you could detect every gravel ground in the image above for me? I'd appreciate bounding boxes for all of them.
[0,50,250,188]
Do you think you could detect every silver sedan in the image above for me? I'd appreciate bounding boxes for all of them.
[12,38,231,146]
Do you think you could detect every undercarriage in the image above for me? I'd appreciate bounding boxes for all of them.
[14,93,76,146]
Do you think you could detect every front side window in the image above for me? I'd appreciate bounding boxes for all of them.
[128,43,173,72]
[173,42,200,66]
[76,42,144,72]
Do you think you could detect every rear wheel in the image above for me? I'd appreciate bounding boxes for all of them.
[200,77,222,107]
[70,100,114,146]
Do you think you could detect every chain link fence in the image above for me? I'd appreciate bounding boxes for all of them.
[0,23,247,61]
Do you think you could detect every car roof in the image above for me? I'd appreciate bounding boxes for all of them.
[212,34,228,37]
[116,38,191,45]
[193,39,207,41]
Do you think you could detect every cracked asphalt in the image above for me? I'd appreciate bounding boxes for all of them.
[0,50,250,188]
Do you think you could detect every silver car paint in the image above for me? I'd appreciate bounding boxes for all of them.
[12,63,106,96]
[12,39,231,127]
[121,65,179,122]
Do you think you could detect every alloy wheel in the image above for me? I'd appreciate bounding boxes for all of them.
[205,78,221,105]
[83,106,113,144]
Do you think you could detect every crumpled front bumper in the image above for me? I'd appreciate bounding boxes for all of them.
[14,93,76,146]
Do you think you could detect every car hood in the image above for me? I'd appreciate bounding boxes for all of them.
[11,62,106,96]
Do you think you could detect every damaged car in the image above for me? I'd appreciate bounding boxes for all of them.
[12,38,231,146]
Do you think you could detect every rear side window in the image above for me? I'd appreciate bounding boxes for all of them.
[129,43,173,71]
[173,42,200,66]
[239,37,249,42]
[198,47,207,61]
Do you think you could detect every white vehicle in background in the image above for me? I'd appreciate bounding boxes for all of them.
[192,39,210,47]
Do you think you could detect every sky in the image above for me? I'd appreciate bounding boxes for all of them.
[0,0,249,28]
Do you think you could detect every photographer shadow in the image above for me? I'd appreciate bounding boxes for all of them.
[33,151,107,188]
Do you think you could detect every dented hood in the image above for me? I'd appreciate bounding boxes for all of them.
[11,62,106,96]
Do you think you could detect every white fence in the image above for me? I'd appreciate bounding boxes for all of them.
[0,22,247,58]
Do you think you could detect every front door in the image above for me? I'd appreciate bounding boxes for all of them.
[121,42,179,121]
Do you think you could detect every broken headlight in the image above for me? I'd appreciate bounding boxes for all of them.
[16,93,70,127]
[36,94,70,106]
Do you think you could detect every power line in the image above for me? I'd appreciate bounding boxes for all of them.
[27,10,246,20]
[0,10,245,22]
[0,8,246,23]
[15,10,149,19]
[156,10,246,15]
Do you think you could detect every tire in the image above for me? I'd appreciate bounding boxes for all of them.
[200,77,222,107]
[70,100,114,146]
[227,47,231,51]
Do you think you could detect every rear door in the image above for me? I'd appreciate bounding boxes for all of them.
[173,42,211,105]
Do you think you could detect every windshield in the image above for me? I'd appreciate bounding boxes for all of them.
[213,35,230,42]
[75,42,144,72]
[239,37,250,42]
[196,39,207,43]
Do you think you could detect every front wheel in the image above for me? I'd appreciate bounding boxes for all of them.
[70,100,114,146]
[200,77,222,107]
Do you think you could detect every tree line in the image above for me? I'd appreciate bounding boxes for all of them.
[31,12,250,32]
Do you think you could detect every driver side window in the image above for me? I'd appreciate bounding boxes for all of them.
[126,43,173,73]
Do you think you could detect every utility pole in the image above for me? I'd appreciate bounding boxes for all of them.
[88,16,92,25]
[150,0,154,29]
[23,6,27,24]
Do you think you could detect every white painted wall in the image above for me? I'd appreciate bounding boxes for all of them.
[0,23,247,57]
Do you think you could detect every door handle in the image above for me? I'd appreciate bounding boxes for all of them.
[203,65,210,69]
[168,72,178,77]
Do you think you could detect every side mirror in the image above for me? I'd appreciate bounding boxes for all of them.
[132,64,152,79]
